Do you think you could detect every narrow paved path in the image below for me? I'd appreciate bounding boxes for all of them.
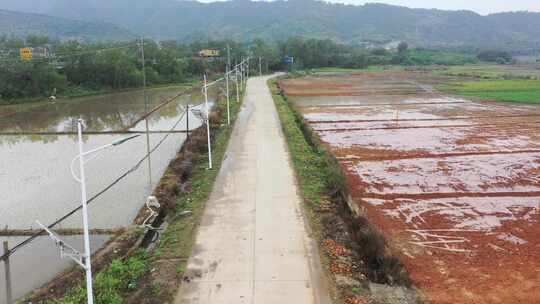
[175,75,330,304]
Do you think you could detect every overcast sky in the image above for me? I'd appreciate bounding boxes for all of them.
[321,0,540,15]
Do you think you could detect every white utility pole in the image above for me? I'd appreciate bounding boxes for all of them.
[246,57,250,80]
[77,119,94,304]
[259,57,262,76]
[226,67,230,125]
[203,74,213,169]
[235,68,240,103]
[227,44,231,73]
[140,37,152,188]
[246,58,249,84]
[38,123,139,304]
[239,58,244,88]
[242,59,246,87]
[3,242,12,304]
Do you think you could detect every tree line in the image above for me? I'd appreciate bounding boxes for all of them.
[0,35,504,103]
[0,36,247,102]
[255,38,478,70]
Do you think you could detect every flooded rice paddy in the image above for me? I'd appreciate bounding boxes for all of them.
[0,85,214,302]
[281,72,540,304]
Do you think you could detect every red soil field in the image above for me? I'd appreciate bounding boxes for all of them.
[280,72,540,304]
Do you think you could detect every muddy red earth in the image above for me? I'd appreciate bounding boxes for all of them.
[280,72,540,304]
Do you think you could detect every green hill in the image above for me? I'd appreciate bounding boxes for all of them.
[0,9,133,41]
[0,0,539,51]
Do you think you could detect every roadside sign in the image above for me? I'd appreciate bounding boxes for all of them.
[20,48,32,60]
[283,56,294,65]
[199,49,220,57]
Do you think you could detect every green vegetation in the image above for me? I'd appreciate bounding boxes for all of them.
[0,9,131,41]
[269,77,347,301]
[440,80,540,103]
[278,38,480,72]
[309,66,389,73]
[47,250,148,304]
[308,50,478,73]
[0,30,522,105]
[477,50,512,64]
[43,87,244,303]
[139,87,243,302]
[268,78,331,205]
[269,78,414,302]
[435,64,540,80]
[277,37,370,70]
[2,0,540,52]
[0,36,246,103]
[403,50,478,66]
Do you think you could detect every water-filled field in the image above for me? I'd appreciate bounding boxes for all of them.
[0,86,214,302]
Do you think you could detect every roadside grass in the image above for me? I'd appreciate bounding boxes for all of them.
[46,250,148,304]
[44,86,244,304]
[440,79,540,103]
[268,79,331,205]
[269,77,418,304]
[131,88,243,303]
[405,50,477,66]
[268,77,342,301]
[0,81,197,106]
[434,64,540,80]
[61,82,197,100]
[309,66,390,74]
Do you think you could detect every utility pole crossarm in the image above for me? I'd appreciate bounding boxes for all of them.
[36,221,86,269]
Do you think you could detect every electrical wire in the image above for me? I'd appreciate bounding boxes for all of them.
[0,104,190,261]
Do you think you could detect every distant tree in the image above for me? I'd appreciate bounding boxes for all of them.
[496,57,508,65]
[25,35,50,47]
[477,50,512,63]
[250,38,280,71]
[371,48,388,56]
[398,42,409,53]
[0,61,67,99]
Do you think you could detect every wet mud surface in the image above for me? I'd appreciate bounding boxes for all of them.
[281,71,540,304]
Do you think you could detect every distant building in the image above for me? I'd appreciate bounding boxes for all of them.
[19,45,53,60]
[358,41,377,49]
[198,49,220,57]
[32,46,52,58]
[357,39,405,51]
[383,41,402,51]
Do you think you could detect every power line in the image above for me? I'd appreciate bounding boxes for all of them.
[0,102,191,261]
[0,69,230,262]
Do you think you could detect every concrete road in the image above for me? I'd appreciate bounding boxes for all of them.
[175,74,331,304]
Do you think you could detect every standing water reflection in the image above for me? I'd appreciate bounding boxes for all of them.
[0,85,217,303]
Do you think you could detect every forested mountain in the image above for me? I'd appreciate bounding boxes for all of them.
[0,0,539,51]
[0,9,133,41]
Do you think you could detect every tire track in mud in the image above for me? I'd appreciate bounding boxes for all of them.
[284,90,428,97]
[307,113,540,124]
[302,101,468,108]
[338,149,540,161]
[357,191,540,200]
[314,121,540,132]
